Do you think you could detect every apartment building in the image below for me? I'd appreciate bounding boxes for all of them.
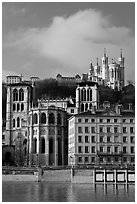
[68,108,135,166]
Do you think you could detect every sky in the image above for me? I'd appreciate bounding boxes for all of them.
[2,2,135,82]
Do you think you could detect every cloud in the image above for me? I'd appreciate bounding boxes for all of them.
[3,9,135,80]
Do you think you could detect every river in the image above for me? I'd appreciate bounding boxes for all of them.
[2,182,135,202]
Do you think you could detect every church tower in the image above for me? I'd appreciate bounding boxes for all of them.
[6,82,33,145]
[102,48,109,84]
[118,49,125,89]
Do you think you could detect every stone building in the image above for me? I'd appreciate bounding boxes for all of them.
[28,104,68,166]
[68,107,135,166]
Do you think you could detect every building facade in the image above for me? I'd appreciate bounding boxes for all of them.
[68,108,135,166]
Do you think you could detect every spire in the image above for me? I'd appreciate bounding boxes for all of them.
[104,48,106,57]
[96,58,98,66]
[120,48,123,58]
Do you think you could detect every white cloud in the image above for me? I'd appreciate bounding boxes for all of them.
[3,9,135,80]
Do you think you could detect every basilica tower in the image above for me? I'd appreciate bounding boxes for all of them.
[101,48,109,84]
[118,49,125,89]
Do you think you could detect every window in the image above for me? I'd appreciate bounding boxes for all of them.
[107,157,111,162]
[100,136,103,143]
[100,157,103,162]
[78,127,82,133]
[85,119,88,123]
[17,117,20,127]
[78,146,82,153]
[85,146,89,153]
[107,119,110,123]
[114,127,118,133]
[107,146,111,153]
[91,127,95,133]
[33,113,38,124]
[100,119,103,123]
[71,109,74,113]
[123,146,127,153]
[2,135,5,140]
[131,157,135,162]
[123,136,127,143]
[13,89,18,101]
[41,112,46,124]
[57,113,61,125]
[107,136,111,143]
[100,146,103,152]
[78,119,81,123]
[99,127,103,133]
[78,136,82,143]
[49,113,55,124]
[17,103,20,111]
[41,138,45,153]
[91,119,95,123]
[85,136,89,143]
[131,146,134,154]
[123,157,127,162]
[91,157,95,163]
[123,127,127,133]
[107,127,111,133]
[85,157,89,163]
[114,119,117,123]
[78,157,82,162]
[91,146,95,153]
[13,119,15,128]
[130,127,134,134]
[57,129,61,135]
[130,119,134,123]
[33,138,37,153]
[19,89,24,101]
[13,103,16,111]
[123,119,126,123]
[115,157,118,162]
[21,103,24,111]
[115,147,118,153]
[130,136,134,143]
[85,127,89,133]
[91,136,95,143]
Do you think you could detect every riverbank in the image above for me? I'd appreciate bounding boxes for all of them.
[2,167,135,184]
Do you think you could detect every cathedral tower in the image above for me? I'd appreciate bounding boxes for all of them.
[102,48,109,84]
[118,49,125,89]
[6,82,33,145]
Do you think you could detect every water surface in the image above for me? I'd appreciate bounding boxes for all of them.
[2,182,135,202]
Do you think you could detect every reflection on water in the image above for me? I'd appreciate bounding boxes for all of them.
[2,182,135,202]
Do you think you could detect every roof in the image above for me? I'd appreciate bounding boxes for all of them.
[7,82,33,88]
[77,80,98,87]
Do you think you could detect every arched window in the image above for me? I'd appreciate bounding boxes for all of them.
[17,103,20,111]
[13,103,16,111]
[13,89,18,101]
[33,113,38,124]
[90,103,92,109]
[85,103,88,111]
[41,112,46,124]
[81,103,84,112]
[33,138,37,153]
[90,89,92,101]
[57,113,61,125]
[83,88,86,101]
[21,103,24,111]
[87,89,90,101]
[17,117,20,127]
[19,89,24,101]
[13,118,15,127]
[41,138,45,153]
[49,113,55,124]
